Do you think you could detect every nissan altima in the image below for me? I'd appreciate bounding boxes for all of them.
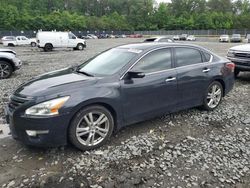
[5,43,235,150]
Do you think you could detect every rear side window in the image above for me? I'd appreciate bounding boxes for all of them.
[132,48,172,73]
[203,52,212,62]
[175,47,202,67]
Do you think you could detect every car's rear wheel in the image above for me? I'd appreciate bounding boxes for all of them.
[0,61,13,79]
[234,69,240,78]
[44,43,53,52]
[69,105,114,151]
[202,81,223,111]
[76,43,84,50]
[8,43,15,47]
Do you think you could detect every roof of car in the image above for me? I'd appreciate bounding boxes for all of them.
[117,42,202,51]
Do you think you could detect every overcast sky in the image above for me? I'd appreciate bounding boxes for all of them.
[156,0,171,3]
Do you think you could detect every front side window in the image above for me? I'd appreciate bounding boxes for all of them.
[175,48,202,67]
[69,33,76,39]
[132,48,172,73]
[78,48,139,76]
[21,37,27,40]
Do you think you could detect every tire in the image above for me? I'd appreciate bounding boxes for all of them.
[0,61,13,79]
[69,105,114,151]
[76,43,84,50]
[202,81,223,111]
[234,69,240,78]
[31,42,36,47]
[44,43,53,52]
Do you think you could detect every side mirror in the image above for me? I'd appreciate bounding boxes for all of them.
[72,36,76,39]
[125,71,145,79]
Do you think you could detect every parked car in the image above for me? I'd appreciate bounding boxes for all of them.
[3,36,37,47]
[245,34,250,43]
[0,49,22,79]
[129,34,143,38]
[187,35,196,41]
[5,43,235,150]
[98,34,109,39]
[87,34,98,39]
[79,35,92,39]
[36,31,86,52]
[108,34,116,38]
[227,44,250,77]
[143,36,174,43]
[179,34,188,40]
[173,35,180,40]
[0,36,16,44]
[219,35,230,42]
[230,34,242,43]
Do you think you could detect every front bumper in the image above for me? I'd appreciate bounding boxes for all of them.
[4,105,70,147]
[227,57,250,71]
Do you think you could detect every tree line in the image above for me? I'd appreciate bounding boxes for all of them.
[0,0,250,31]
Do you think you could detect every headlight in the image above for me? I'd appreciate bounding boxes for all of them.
[227,50,235,57]
[25,96,70,116]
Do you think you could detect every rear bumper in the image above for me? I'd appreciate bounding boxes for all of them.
[227,57,250,71]
[12,57,22,70]
[5,105,69,147]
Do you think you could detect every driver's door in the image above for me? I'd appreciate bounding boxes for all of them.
[68,33,77,47]
[120,48,178,125]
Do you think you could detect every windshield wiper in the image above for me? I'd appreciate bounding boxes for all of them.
[76,70,94,77]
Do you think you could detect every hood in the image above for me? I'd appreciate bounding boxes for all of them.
[0,49,16,55]
[15,68,97,97]
[230,44,250,52]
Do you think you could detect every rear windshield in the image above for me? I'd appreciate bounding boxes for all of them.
[232,34,241,37]
[144,38,156,42]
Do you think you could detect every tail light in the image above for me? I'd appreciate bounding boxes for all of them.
[226,62,235,72]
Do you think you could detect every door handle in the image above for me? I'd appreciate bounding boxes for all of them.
[165,77,176,82]
[203,68,210,73]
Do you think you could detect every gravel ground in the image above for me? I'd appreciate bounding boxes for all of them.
[0,39,250,188]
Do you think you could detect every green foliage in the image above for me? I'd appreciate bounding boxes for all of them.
[0,0,249,30]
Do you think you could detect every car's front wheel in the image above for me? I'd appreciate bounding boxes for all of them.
[69,105,114,151]
[0,61,13,79]
[31,42,36,47]
[202,81,223,111]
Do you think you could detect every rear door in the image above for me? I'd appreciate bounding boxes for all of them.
[121,48,178,124]
[174,47,212,109]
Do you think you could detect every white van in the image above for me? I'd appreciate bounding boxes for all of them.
[36,31,86,51]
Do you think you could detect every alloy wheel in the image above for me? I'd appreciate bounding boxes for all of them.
[76,111,109,146]
[0,63,11,79]
[206,84,222,109]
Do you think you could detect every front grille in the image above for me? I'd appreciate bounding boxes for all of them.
[8,94,30,111]
[234,52,250,59]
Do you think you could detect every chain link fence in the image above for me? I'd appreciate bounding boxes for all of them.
[135,29,250,36]
[1,29,250,38]
[0,30,134,38]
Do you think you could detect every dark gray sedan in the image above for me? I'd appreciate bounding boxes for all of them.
[5,43,235,150]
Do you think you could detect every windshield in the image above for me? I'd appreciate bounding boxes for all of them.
[232,34,240,37]
[78,48,139,76]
